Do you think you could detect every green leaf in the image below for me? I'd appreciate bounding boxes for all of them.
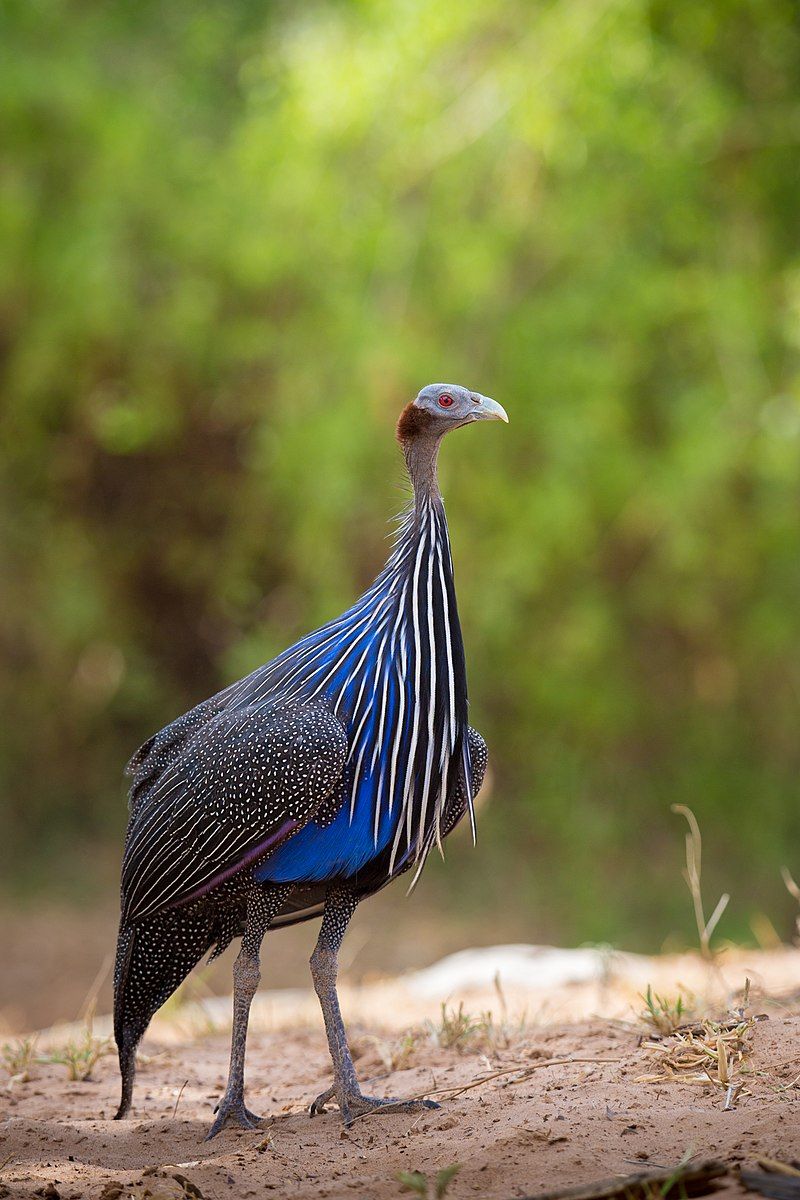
[397,1170,428,1197]
[435,1164,462,1198]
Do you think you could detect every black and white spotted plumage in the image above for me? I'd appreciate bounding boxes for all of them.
[113,383,506,1128]
[121,700,347,922]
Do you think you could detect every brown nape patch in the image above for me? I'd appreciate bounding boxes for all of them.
[396,401,433,443]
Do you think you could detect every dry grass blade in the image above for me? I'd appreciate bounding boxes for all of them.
[717,1035,728,1084]
[79,953,113,1026]
[172,1078,189,1118]
[782,868,800,903]
[671,804,729,959]
[756,1160,800,1178]
[638,1000,758,1106]
[782,867,800,941]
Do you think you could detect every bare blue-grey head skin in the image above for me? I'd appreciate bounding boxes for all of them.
[113,383,507,1137]
[413,382,509,428]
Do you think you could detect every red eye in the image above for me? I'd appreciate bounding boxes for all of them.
[438,393,454,408]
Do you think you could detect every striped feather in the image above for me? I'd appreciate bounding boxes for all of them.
[229,495,471,879]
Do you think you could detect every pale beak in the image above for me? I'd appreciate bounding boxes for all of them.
[473,394,509,423]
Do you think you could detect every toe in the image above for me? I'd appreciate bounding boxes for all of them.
[205,1116,228,1141]
[310,1085,336,1117]
[205,1100,261,1139]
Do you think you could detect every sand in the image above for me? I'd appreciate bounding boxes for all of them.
[2,946,799,1199]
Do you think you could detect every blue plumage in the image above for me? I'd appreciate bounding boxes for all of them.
[255,786,397,882]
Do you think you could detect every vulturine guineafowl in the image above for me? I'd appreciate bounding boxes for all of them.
[113,383,508,1137]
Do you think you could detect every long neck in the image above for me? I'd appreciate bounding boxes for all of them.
[403,431,443,509]
[389,431,453,615]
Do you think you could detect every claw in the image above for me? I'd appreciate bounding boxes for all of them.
[205,1096,265,1139]
[310,1085,336,1117]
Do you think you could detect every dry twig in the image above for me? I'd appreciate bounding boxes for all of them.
[344,1055,622,1124]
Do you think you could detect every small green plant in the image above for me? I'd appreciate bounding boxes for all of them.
[427,995,527,1055]
[657,1148,697,1199]
[430,1002,481,1051]
[398,1164,461,1199]
[45,1022,111,1082]
[1,1036,38,1081]
[639,985,690,1036]
[391,1030,422,1071]
[366,1028,423,1073]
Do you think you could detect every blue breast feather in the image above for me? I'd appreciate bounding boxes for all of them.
[254,787,399,883]
[255,618,406,884]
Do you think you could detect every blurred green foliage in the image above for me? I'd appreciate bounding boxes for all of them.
[2,0,800,948]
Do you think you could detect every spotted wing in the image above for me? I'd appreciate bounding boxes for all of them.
[121,700,347,923]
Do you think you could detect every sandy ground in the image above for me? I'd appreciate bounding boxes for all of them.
[2,947,799,1200]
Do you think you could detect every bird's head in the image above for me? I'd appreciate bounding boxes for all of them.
[397,383,508,443]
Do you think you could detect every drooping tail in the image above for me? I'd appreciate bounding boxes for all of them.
[113,905,217,1119]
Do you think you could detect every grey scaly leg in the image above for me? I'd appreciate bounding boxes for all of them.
[309,884,439,1125]
[206,884,290,1139]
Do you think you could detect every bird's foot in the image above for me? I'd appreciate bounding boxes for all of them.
[310,1084,439,1126]
[205,1094,265,1140]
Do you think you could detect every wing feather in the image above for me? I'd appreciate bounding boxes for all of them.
[121,700,347,923]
